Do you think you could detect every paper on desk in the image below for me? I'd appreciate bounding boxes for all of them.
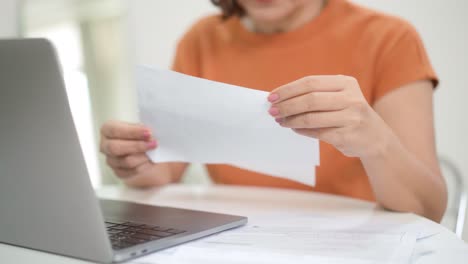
[131,225,418,264]
[184,226,418,264]
[136,66,319,186]
[129,211,422,264]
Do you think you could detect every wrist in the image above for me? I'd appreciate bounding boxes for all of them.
[360,122,397,162]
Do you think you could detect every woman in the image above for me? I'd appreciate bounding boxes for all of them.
[100,0,447,222]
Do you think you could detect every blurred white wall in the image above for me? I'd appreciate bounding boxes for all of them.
[0,0,18,37]
[126,0,468,239]
[126,0,217,67]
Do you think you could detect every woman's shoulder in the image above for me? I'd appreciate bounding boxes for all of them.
[341,1,437,101]
[343,1,419,40]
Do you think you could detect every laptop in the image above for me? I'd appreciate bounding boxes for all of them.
[0,38,247,263]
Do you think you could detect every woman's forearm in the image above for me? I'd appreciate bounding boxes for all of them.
[360,131,447,222]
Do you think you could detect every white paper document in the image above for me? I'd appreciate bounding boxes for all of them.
[177,226,417,264]
[131,224,417,264]
[136,66,319,186]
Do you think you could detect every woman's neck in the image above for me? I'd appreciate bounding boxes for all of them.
[243,0,327,34]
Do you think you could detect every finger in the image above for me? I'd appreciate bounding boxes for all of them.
[269,92,347,118]
[101,120,152,141]
[106,154,149,170]
[113,167,136,179]
[101,139,157,157]
[279,110,346,129]
[268,75,356,103]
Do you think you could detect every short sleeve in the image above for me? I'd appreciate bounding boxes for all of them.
[373,23,438,102]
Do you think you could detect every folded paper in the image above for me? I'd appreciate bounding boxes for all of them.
[136,66,319,186]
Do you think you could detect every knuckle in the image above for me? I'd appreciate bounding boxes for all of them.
[121,156,133,167]
[101,121,114,136]
[340,75,358,89]
[107,143,121,156]
[345,75,357,84]
[347,76,358,83]
[304,93,316,110]
[123,155,140,168]
[280,102,293,116]
[304,76,319,88]
[100,123,108,136]
[107,127,116,138]
[126,142,145,155]
[305,113,315,126]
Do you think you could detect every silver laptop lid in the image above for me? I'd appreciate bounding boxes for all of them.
[0,38,113,263]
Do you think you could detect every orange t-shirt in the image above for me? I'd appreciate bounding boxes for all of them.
[171,0,437,201]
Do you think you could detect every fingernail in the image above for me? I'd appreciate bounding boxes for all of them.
[147,140,157,149]
[268,93,279,103]
[275,117,283,123]
[268,107,280,117]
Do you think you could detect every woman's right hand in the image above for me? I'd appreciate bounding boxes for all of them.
[100,120,174,187]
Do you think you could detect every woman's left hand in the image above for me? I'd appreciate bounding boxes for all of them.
[268,75,391,158]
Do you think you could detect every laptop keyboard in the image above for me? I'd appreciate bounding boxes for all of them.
[105,221,186,250]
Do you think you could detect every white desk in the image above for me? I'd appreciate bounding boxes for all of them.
[1,184,467,263]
